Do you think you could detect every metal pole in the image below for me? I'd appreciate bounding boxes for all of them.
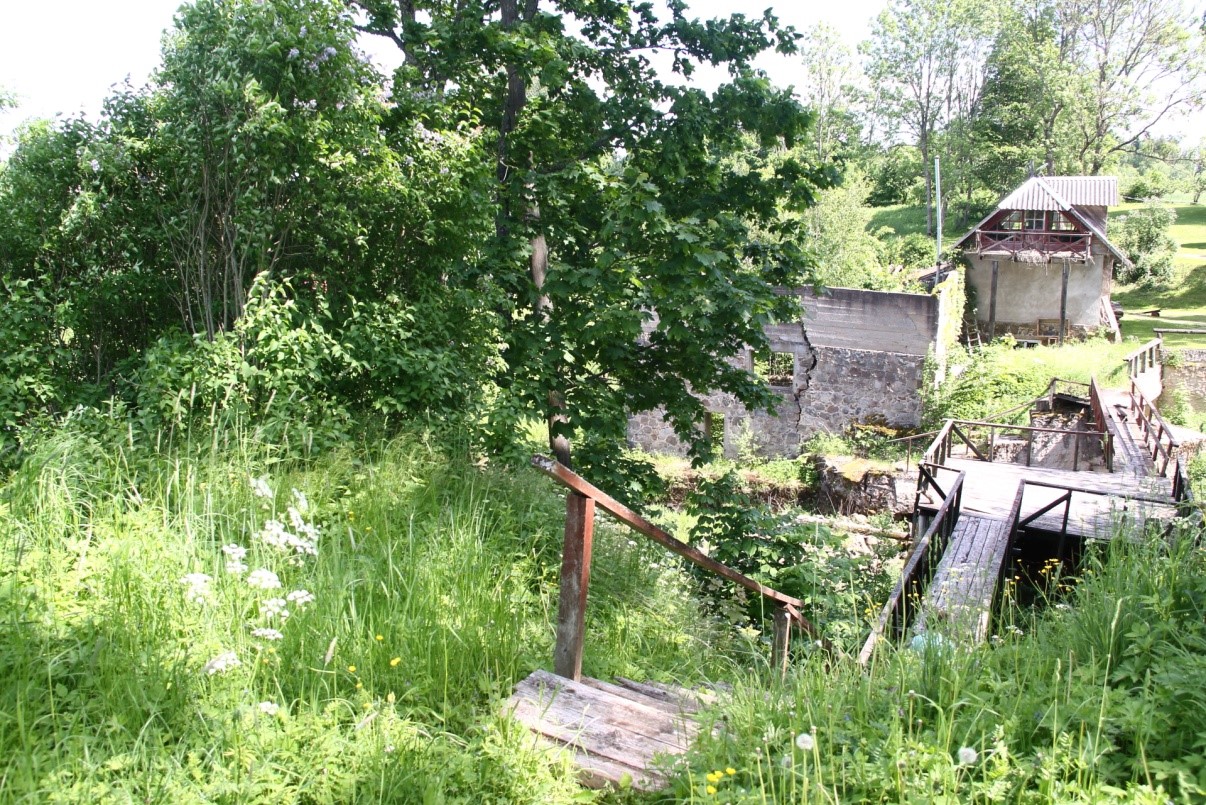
[935,157,943,265]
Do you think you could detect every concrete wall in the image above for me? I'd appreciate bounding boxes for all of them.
[966,248,1111,340]
[627,286,944,459]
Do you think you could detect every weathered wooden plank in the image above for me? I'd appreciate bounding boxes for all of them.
[516,670,690,748]
[520,729,665,791]
[579,677,699,719]
[613,677,716,711]
[917,515,1011,641]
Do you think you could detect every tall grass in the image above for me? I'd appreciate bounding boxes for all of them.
[673,520,1206,803]
[0,410,727,802]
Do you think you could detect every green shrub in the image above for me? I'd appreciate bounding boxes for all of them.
[1114,204,1178,287]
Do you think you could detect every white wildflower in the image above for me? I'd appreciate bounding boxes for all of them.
[222,543,248,560]
[203,651,241,675]
[260,597,290,621]
[258,518,317,558]
[251,627,284,641]
[257,701,280,715]
[225,558,248,576]
[286,589,315,608]
[957,746,978,765]
[795,732,815,752]
[181,573,213,604]
[89,159,100,172]
[287,47,300,59]
[247,568,282,590]
[250,475,274,499]
[290,488,309,514]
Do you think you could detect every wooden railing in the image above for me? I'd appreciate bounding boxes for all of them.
[1123,338,1161,379]
[858,469,965,665]
[1089,378,1115,472]
[923,417,1101,471]
[531,455,834,680]
[1128,378,1179,476]
[975,230,1091,257]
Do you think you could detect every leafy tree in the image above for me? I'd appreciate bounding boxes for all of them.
[796,23,863,162]
[801,170,899,289]
[862,0,990,235]
[355,1,834,469]
[1113,204,1178,286]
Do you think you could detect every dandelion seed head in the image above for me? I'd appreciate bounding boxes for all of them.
[258,701,280,715]
[957,746,978,765]
[795,732,815,752]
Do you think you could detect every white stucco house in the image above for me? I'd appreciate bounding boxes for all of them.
[952,176,1131,344]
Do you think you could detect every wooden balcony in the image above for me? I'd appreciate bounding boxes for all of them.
[975,230,1092,261]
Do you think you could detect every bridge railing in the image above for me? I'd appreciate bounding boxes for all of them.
[1089,378,1115,472]
[531,455,835,681]
[1128,378,1179,476]
[1123,337,1162,379]
[858,468,965,665]
[923,418,1101,471]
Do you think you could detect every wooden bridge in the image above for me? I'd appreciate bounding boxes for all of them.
[860,355,1195,662]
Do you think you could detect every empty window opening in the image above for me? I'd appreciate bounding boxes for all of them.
[754,350,795,387]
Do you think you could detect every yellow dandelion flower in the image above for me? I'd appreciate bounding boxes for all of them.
[375,634,384,641]
[347,665,357,673]
[706,785,717,795]
[356,681,363,689]
[390,657,401,667]
[363,701,372,710]
[725,767,736,775]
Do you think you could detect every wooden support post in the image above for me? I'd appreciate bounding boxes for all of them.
[771,607,791,678]
[554,492,595,681]
[1058,261,1069,346]
[989,260,999,342]
[1026,429,1034,467]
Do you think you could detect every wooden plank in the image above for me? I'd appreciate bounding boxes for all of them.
[516,670,691,748]
[520,728,665,791]
[579,677,700,718]
[613,678,716,710]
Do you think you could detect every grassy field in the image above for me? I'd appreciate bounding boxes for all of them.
[1110,201,1206,349]
[2,412,1204,802]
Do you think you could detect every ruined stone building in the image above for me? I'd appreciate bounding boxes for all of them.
[628,281,961,459]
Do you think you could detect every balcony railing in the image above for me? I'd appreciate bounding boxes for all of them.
[975,230,1092,259]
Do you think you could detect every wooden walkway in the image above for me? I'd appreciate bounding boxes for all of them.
[505,669,707,790]
[915,515,1011,641]
[925,459,1176,540]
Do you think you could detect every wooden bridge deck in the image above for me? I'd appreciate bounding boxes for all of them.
[916,515,1011,641]
[505,669,707,790]
[926,459,1176,540]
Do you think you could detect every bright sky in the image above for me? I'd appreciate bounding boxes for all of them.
[0,0,886,148]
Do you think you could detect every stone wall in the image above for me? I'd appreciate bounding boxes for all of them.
[1161,349,1206,412]
[627,286,940,459]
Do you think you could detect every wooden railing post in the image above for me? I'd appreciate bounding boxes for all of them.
[554,492,595,681]
[771,607,791,677]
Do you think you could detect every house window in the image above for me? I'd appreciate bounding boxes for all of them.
[1024,210,1045,230]
[753,350,795,387]
[1050,212,1077,231]
[999,211,1023,231]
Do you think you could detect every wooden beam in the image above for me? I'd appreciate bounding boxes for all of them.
[1059,261,1069,346]
[554,492,595,681]
[989,260,999,341]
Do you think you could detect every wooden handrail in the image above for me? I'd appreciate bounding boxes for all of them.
[858,470,965,665]
[1128,378,1178,475]
[1123,337,1162,381]
[531,455,836,672]
[1089,378,1114,472]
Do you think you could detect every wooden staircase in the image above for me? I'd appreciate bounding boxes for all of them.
[506,669,708,790]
